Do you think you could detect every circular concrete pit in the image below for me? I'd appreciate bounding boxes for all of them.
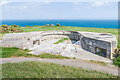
[0,31,117,63]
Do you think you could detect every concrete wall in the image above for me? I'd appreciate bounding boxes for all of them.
[0,31,117,59]
[81,37,112,59]
[41,31,80,41]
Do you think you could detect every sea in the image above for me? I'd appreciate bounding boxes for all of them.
[1,20,118,29]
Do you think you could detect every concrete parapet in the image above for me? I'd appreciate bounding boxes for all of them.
[0,31,117,59]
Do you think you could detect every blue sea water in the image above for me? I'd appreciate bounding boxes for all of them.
[1,20,118,29]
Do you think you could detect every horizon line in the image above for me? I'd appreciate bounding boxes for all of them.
[1,19,118,20]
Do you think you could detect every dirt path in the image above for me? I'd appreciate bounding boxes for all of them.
[0,58,119,76]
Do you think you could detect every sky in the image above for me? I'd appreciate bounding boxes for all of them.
[0,0,118,20]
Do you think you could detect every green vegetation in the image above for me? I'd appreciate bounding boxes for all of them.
[113,49,120,67]
[2,61,116,78]
[20,26,118,35]
[73,57,76,59]
[113,56,120,67]
[1,47,26,58]
[89,60,107,66]
[1,25,118,37]
[1,25,118,44]
[39,53,70,59]
[0,33,5,40]
[23,49,32,52]
[1,24,23,33]
[1,25,120,66]
[1,47,70,59]
[19,26,119,47]
[54,38,70,44]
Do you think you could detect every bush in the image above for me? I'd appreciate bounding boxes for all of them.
[113,56,120,67]
[11,26,16,31]
[34,25,39,27]
[25,25,31,28]
[2,24,9,33]
[1,24,23,33]
[118,40,120,48]
[56,23,60,26]
[11,24,17,27]
[18,25,21,27]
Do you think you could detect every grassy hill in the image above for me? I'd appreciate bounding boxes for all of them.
[1,26,119,78]
[2,61,117,78]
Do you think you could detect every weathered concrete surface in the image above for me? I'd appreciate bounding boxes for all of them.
[30,39,113,63]
[1,58,119,76]
[78,31,117,59]
[0,31,117,59]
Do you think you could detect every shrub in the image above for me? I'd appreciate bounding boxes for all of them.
[56,23,60,26]
[34,25,39,27]
[25,25,31,28]
[11,24,17,27]
[11,26,16,31]
[18,25,21,27]
[2,24,9,33]
[1,24,23,33]
[118,40,120,48]
[113,56,120,67]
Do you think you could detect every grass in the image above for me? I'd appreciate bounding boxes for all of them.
[37,53,70,59]
[0,33,5,40]
[23,49,32,52]
[1,47,70,59]
[21,26,119,48]
[21,26,118,35]
[54,38,70,44]
[89,60,107,66]
[2,61,117,78]
[1,26,119,47]
[1,26,118,37]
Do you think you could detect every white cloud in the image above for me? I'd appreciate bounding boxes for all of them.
[0,0,8,6]
[92,2,104,7]
[44,0,51,4]
[91,1,110,7]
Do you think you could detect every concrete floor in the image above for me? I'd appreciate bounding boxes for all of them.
[30,38,112,63]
